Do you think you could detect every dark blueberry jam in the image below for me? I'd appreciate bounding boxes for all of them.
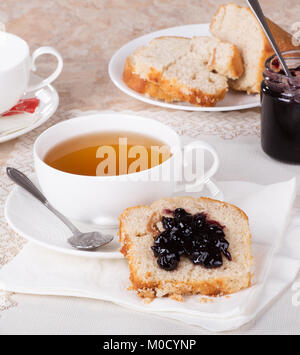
[151,208,232,271]
[261,58,300,163]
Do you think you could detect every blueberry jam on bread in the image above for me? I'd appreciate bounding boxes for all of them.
[152,208,232,271]
[119,197,253,299]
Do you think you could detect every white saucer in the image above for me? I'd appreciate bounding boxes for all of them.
[4,163,223,259]
[0,73,59,144]
[109,24,260,112]
[5,182,123,259]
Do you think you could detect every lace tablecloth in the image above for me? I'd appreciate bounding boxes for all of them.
[0,108,260,313]
[2,108,300,335]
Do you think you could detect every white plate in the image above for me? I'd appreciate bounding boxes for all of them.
[5,182,123,259]
[4,137,223,259]
[0,73,59,143]
[109,24,260,112]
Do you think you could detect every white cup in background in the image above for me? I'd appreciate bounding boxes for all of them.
[0,31,63,114]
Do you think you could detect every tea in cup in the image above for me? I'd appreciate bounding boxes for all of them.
[34,113,220,226]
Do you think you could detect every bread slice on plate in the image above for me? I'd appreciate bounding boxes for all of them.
[190,36,243,80]
[210,3,300,94]
[123,36,244,107]
[119,196,253,299]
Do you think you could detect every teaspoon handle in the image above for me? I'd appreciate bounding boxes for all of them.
[247,0,291,77]
[7,167,48,204]
[6,167,80,235]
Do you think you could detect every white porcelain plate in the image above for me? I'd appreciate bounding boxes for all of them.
[5,182,123,259]
[109,24,260,112]
[0,73,59,143]
[5,137,223,259]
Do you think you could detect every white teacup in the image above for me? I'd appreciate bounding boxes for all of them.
[34,113,220,226]
[0,31,63,114]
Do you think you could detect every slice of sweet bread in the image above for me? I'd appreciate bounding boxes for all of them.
[190,36,243,79]
[119,196,253,299]
[123,36,243,107]
[210,3,300,94]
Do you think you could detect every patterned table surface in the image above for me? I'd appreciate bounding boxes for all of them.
[1,0,300,335]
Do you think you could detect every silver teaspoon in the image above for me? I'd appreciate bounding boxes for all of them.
[247,0,292,78]
[6,167,114,251]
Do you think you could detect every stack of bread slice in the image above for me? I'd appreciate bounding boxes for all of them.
[123,36,244,107]
[119,196,253,299]
[210,3,300,94]
[123,3,300,102]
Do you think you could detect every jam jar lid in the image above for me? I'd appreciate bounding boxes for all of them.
[263,50,300,103]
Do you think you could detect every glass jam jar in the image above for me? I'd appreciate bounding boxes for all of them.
[261,50,300,163]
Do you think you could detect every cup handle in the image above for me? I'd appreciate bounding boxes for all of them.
[26,46,63,92]
[176,141,220,196]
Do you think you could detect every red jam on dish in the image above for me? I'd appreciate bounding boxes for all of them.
[2,98,40,117]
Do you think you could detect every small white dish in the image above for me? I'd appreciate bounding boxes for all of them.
[5,137,223,259]
[109,23,260,112]
[0,73,59,144]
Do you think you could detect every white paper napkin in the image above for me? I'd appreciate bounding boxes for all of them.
[1,179,299,332]
[0,112,40,137]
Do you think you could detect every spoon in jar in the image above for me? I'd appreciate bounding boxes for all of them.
[247,0,293,78]
[6,167,114,251]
